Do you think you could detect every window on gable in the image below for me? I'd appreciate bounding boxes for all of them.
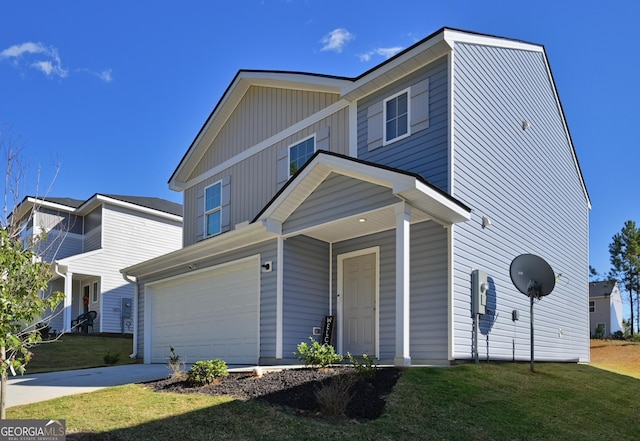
[205,181,222,237]
[589,301,595,313]
[384,89,409,144]
[289,136,315,177]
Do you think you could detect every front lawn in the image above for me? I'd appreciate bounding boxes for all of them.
[26,333,136,373]
[9,363,640,440]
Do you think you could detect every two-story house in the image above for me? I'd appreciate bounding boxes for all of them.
[589,280,624,338]
[14,194,182,334]
[123,27,591,366]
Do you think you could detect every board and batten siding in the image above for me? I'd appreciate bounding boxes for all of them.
[135,239,278,362]
[190,86,341,180]
[332,222,448,363]
[183,106,350,246]
[451,43,590,362]
[357,56,450,191]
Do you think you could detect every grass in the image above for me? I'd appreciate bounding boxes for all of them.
[9,362,640,440]
[7,363,640,441]
[27,333,136,373]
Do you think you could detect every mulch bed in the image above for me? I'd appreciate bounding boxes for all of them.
[146,366,401,422]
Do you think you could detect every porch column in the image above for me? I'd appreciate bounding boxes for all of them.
[394,203,411,366]
[63,272,73,333]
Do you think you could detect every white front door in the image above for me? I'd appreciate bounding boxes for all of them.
[341,251,377,356]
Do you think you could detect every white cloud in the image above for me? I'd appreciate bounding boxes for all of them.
[97,69,113,82]
[320,28,354,53]
[1,42,48,58]
[1,41,68,78]
[358,46,403,62]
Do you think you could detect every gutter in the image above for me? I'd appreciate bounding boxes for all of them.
[122,273,138,360]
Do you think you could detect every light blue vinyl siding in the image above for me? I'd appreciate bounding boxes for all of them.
[282,236,330,357]
[333,221,448,362]
[283,173,398,235]
[451,43,590,362]
[135,240,278,361]
[357,57,449,191]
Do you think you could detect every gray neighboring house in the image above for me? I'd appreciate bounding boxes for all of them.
[14,194,182,334]
[589,281,624,337]
[124,27,591,366]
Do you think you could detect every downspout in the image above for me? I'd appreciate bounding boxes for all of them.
[122,273,138,360]
[54,262,72,332]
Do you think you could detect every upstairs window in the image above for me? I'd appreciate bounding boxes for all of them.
[589,300,595,313]
[384,89,409,144]
[289,136,315,176]
[205,181,222,237]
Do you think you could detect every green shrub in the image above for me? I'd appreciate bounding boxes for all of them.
[347,352,377,380]
[187,359,229,386]
[103,351,120,365]
[594,324,605,339]
[294,337,343,368]
[612,330,625,340]
[633,333,640,343]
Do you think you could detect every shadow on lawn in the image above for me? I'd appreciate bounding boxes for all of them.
[67,368,400,441]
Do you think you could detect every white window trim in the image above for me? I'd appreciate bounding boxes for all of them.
[287,134,316,178]
[589,300,595,313]
[204,180,223,237]
[92,281,99,303]
[383,87,411,146]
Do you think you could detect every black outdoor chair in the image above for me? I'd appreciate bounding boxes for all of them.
[71,311,97,333]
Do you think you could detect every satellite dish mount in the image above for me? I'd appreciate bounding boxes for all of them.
[509,254,555,372]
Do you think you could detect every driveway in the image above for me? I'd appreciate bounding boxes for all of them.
[7,364,171,408]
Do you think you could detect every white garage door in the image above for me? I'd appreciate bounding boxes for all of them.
[148,255,260,364]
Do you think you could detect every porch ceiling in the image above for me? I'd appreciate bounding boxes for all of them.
[291,203,431,243]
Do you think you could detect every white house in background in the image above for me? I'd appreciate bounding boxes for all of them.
[124,27,591,366]
[13,194,182,334]
[589,280,624,337]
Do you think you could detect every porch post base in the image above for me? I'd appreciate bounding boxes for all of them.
[394,356,411,367]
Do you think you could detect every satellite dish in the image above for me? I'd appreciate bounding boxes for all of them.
[509,254,556,373]
[510,254,555,299]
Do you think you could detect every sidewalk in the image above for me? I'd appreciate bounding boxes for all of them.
[7,364,171,408]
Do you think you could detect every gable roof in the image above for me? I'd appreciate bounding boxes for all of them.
[124,150,471,279]
[168,26,590,209]
[589,280,618,298]
[13,194,182,222]
[254,150,471,230]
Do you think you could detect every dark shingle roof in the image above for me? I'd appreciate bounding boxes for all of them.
[589,280,616,298]
[101,195,182,217]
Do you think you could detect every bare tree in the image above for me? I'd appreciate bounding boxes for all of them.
[0,134,64,418]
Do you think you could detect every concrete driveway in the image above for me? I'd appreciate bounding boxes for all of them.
[7,364,171,408]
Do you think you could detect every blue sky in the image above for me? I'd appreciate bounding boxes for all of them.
[1,1,638,287]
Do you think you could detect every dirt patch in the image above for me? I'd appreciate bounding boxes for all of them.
[590,339,640,365]
[146,366,400,422]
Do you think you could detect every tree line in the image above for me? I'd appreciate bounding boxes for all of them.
[593,220,640,336]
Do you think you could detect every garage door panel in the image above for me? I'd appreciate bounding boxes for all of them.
[149,257,259,364]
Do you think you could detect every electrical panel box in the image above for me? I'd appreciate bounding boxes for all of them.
[121,298,133,319]
[471,269,488,316]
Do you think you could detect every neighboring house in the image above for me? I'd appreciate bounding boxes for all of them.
[123,27,591,366]
[13,194,182,334]
[589,280,623,337]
